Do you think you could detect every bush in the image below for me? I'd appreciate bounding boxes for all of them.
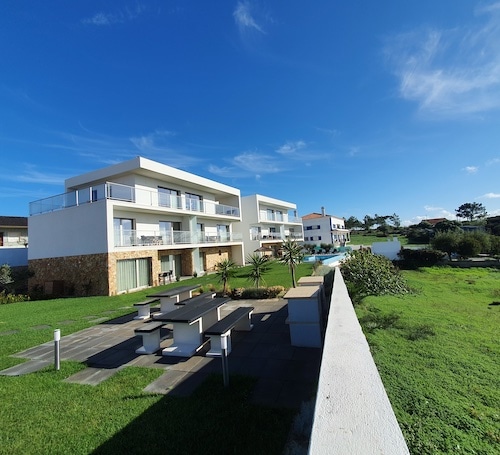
[230,286,285,299]
[397,248,445,269]
[456,235,482,258]
[341,249,411,303]
[0,290,30,305]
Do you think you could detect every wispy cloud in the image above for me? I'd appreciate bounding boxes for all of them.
[276,141,306,156]
[463,165,479,174]
[233,1,266,34]
[486,157,500,165]
[386,5,500,116]
[82,4,147,26]
[479,192,500,198]
[2,164,67,186]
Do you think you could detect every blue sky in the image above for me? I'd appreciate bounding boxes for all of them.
[1,1,499,225]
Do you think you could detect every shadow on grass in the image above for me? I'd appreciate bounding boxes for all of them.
[91,374,295,455]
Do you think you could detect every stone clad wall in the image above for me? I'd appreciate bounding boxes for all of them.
[29,254,110,297]
[204,247,230,272]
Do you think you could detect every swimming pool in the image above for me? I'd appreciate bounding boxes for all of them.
[303,253,347,265]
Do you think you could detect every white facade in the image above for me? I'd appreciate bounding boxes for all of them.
[236,194,303,261]
[302,209,350,247]
[28,156,244,296]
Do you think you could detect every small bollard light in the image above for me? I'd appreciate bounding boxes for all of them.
[54,329,61,371]
[221,334,229,388]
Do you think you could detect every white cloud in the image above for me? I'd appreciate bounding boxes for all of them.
[233,152,281,173]
[463,165,479,174]
[276,141,306,156]
[486,157,500,165]
[233,1,265,34]
[82,5,147,26]
[479,192,500,198]
[386,6,500,116]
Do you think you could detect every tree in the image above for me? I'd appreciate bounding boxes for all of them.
[246,253,271,288]
[345,216,362,230]
[434,220,462,233]
[388,213,401,228]
[456,235,482,258]
[215,258,236,295]
[0,264,14,292]
[431,232,460,260]
[363,215,375,230]
[279,239,304,287]
[455,202,487,222]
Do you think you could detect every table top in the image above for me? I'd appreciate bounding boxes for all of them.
[147,284,200,298]
[154,297,230,323]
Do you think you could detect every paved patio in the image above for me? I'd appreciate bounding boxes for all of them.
[1,299,321,409]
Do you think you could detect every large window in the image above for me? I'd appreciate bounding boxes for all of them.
[186,193,203,212]
[159,221,181,245]
[116,258,151,292]
[158,187,180,208]
[114,218,134,247]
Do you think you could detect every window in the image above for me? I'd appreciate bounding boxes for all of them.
[217,224,229,241]
[186,193,203,212]
[114,218,134,246]
[159,221,181,245]
[117,258,151,292]
[158,187,180,208]
[306,226,313,230]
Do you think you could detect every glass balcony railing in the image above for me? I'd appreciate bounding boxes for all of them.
[113,229,243,248]
[30,182,240,218]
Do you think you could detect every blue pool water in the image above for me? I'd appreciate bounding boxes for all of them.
[303,253,347,265]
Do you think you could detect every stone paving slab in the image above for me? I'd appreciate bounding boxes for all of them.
[0,359,52,376]
[64,367,121,386]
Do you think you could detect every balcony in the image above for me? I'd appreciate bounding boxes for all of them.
[114,229,243,248]
[29,182,240,218]
[251,232,304,242]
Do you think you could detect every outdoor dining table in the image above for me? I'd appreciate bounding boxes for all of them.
[153,297,230,357]
[147,284,200,313]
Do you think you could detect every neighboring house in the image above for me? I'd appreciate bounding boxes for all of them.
[302,207,350,247]
[237,194,304,260]
[28,156,244,296]
[0,216,28,267]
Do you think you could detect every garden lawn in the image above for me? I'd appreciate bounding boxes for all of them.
[0,261,312,454]
[349,232,409,246]
[356,267,500,455]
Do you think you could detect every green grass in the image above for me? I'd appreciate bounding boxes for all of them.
[349,232,409,246]
[0,261,312,454]
[355,267,500,454]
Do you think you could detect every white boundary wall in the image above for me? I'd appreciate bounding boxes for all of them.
[308,267,409,454]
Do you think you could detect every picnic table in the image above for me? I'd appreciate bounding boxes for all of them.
[147,285,200,313]
[153,297,230,357]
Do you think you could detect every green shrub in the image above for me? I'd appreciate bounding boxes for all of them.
[457,235,482,258]
[341,249,411,303]
[397,248,445,269]
[0,290,30,305]
[230,286,285,299]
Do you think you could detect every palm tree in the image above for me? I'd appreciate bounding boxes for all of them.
[246,253,271,288]
[279,239,304,287]
[215,258,236,295]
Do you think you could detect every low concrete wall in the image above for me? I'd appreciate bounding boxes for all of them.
[0,247,28,267]
[308,267,409,454]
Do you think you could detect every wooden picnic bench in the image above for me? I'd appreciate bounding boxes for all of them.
[153,297,230,357]
[204,306,254,357]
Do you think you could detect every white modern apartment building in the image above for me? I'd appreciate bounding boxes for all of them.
[237,194,303,260]
[302,207,350,247]
[28,157,244,296]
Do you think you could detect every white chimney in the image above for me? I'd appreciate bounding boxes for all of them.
[321,206,325,216]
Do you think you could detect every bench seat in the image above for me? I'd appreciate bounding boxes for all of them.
[133,298,160,320]
[134,321,164,354]
[205,306,254,357]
